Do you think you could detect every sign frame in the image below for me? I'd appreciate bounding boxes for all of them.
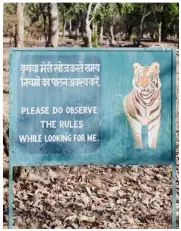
[8,47,176,229]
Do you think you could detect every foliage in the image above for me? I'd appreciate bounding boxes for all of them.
[153,3,179,36]
[92,31,98,47]
[3,3,179,45]
[3,3,17,36]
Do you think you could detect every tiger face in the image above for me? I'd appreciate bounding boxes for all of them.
[132,62,161,93]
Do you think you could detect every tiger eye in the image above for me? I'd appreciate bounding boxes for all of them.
[150,74,155,80]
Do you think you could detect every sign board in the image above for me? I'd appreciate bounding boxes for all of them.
[9,48,176,228]
[9,48,176,166]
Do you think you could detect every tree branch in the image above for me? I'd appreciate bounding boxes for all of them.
[144,11,151,18]
[90,3,101,23]
[142,11,151,22]
[87,3,92,19]
[85,3,92,25]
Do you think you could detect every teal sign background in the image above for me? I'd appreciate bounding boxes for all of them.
[9,48,176,166]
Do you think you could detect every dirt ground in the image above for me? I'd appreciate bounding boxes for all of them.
[3,38,179,229]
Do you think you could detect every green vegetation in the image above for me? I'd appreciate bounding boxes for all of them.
[3,3,179,47]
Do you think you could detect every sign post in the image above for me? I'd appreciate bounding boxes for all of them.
[9,48,176,228]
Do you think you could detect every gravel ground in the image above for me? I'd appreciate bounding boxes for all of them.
[3,40,179,229]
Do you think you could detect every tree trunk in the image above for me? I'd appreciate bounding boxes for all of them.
[84,3,100,47]
[137,17,144,46]
[62,19,66,39]
[85,22,92,47]
[46,3,59,47]
[161,20,167,42]
[99,21,104,44]
[110,23,115,45]
[85,6,92,48]
[69,19,72,38]
[158,21,162,43]
[94,23,97,34]
[9,32,12,45]
[47,4,51,46]
[17,3,24,47]
[76,21,80,40]
[137,9,151,46]
[51,3,59,46]
[80,11,85,39]
[127,27,133,41]
[75,15,80,40]
[126,18,132,41]
[92,22,98,47]
[43,14,47,43]
[14,24,18,47]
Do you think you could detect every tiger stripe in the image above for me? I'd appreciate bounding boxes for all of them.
[123,62,161,149]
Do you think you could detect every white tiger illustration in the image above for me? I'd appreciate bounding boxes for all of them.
[123,62,161,149]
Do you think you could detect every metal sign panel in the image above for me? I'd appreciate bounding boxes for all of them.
[8,48,176,229]
[9,48,176,166]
